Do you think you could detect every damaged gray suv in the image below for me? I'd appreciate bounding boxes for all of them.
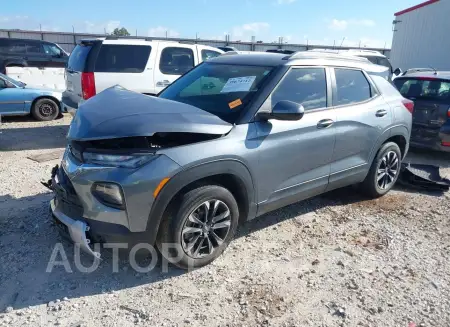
[50,52,412,269]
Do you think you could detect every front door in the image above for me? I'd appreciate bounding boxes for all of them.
[328,68,393,190]
[253,67,336,215]
[154,45,198,94]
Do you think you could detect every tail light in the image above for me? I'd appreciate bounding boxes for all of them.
[447,107,450,118]
[402,99,414,114]
[81,72,96,100]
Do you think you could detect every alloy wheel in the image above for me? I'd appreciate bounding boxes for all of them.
[377,151,399,190]
[181,199,232,259]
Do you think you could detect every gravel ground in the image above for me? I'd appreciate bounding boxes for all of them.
[1,115,450,327]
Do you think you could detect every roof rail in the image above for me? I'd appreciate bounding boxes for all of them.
[403,67,437,75]
[289,51,370,63]
[103,36,194,44]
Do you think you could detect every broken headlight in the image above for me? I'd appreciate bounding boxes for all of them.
[83,152,156,168]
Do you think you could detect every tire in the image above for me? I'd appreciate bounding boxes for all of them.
[31,98,59,121]
[361,142,402,198]
[157,185,239,270]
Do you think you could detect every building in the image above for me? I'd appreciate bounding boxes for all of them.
[390,0,450,71]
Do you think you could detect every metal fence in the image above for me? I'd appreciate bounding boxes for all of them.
[0,29,391,57]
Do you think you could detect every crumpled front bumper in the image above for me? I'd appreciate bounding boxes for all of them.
[50,198,101,259]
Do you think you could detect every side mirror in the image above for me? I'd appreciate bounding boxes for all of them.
[259,100,305,121]
[0,80,7,89]
[393,68,402,76]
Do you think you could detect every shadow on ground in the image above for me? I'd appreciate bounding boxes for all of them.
[0,124,69,151]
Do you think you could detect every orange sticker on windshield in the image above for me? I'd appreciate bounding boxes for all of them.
[228,98,242,109]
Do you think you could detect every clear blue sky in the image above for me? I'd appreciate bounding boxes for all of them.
[1,0,420,47]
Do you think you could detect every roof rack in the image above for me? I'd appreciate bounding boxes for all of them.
[403,67,438,75]
[103,36,194,44]
[346,49,382,54]
[288,51,370,63]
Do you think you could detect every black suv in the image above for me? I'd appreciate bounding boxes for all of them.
[0,38,68,73]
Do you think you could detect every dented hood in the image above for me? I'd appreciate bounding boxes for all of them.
[67,86,233,141]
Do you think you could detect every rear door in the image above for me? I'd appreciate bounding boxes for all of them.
[93,42,154,94]
[394,77,450,142]
[0,77,25,114]
[154,44,198,93]
[328,67,392,189]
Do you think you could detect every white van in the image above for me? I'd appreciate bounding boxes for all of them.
[62,37,223,115]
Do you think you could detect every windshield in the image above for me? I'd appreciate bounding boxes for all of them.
[0,73,24,87]
[159,63,274,123]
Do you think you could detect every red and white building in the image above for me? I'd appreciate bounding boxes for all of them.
[390,0,450,71]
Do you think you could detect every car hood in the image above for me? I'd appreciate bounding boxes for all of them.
[67,86,233,141]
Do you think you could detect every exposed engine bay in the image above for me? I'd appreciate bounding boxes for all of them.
[70,132,222,159]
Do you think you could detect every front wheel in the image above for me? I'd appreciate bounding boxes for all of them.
[31,98,59,121]
[157,185,239,269]
[361,142,402,198]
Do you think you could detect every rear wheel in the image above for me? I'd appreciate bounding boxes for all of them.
[31,98,59,121]
[361,142,402,198]
[157,185,239,270]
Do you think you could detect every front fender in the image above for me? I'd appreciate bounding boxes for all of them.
[145,159,257,243]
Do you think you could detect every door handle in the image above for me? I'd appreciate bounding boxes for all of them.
[317,119,334,129]
[376,109,388,117]
[156,80,171,87]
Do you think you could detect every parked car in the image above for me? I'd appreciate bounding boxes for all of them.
[62,37,224,115]
[50,51,412,269]
[217,46,237,52]
[393,71,450,152]
[0,73,62,120]
[0,38,68,74]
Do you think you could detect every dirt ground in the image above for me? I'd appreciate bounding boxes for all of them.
[1,115,450,327]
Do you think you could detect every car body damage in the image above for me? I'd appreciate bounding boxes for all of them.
[67,86,233,142]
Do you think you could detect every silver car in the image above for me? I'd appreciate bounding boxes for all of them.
[50,52,413,269]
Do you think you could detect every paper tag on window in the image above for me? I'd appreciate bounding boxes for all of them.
[228,98,243,109]
[221,76,256,93]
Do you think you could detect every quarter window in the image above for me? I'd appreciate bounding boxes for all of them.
[94,45,151,73]
[334,69,371,106]
[160,47,194,75]
[271,68,327,110]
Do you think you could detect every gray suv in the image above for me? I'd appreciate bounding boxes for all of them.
[50,52,413,269]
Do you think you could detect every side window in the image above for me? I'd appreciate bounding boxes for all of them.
[160,47,194,75]
[7,41,26,54]
[271,68,327,110]
[334,69,371,106]
[42,43,62,57]
[25,42,42,54]
[94,45,151,73]
[201,49,221,61]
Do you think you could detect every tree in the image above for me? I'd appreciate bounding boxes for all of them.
[112,27,130,36]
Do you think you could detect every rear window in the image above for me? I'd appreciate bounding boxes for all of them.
[394,78,450,102]
[68,44,92,72]
[95,45,151,73]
